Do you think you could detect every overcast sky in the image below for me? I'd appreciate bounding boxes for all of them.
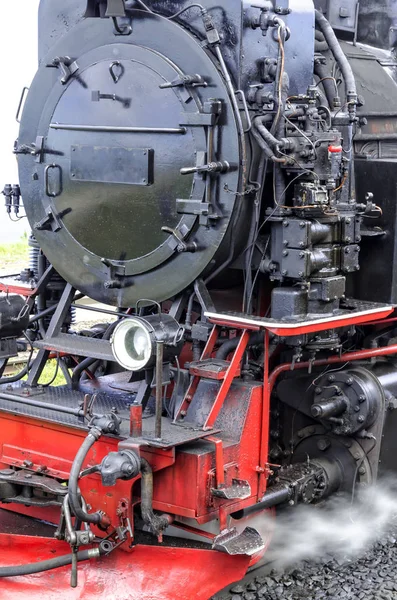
[0,0,39,242]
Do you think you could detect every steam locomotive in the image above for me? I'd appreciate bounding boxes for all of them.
[1,0,397,598]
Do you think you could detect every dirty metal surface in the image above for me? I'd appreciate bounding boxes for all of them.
[0,521,250,600]
[0,381,220,448]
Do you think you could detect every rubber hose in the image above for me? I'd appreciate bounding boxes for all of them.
[0,548,100,578]
[68,428,103,525]
[315,40,329,53]
[315,10,357,110]
[253,117,281,150]
[71,357,97,388]
[251,124,285,163]
[0,363,31,385]
[314,59,338,107]
[71,321,118,387]
[315,29,325,42]
[216,332,264,360]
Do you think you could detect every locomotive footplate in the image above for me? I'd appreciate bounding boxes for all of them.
[0,380,220,448]
[205,300,394,336]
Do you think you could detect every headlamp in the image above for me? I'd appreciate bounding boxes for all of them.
[111,313,184,372]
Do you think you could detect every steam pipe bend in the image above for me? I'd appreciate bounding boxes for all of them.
[314,10,357,114]
[253,117,281,150]
[68,427,108,526]
[251,122,286,164]
[314,59,338,108]
[216,332,264,360]
[140,458,172,536]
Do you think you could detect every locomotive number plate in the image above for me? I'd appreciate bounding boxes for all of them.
[70,145,154,185]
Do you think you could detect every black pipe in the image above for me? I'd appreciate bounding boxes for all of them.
[315,40,329,53]
[231,484,291,520]
[253,117,281,150]
[71,321,118,388]
[0,391,84,417]
[251,124,285,164]
[314,58,339,108]
[315,10,357,114]
[0,359,33,386]
[71,357,97,388]
[68,428,105,526]
[315,29,325,42]
[140,458,171,536]
[0,548,101,578]
[216,332,264,361]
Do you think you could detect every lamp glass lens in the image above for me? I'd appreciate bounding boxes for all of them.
[112,319,152,371]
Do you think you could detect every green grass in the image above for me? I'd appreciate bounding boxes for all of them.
[0,234,29,273]
[8,360,68,387]
[0,235,68,386]
[36,360,68,386]
[0,237,28,260]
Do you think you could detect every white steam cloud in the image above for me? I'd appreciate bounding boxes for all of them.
[248,481,397,568]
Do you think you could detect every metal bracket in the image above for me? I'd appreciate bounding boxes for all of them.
[101,258,134,290]
[34,206,62,232]
[180,112,217,127]
[194,279,216,314]
[176,199,210,225]
[85,0,126,17]
[13,136,45,164]
[106,0,127,17]
[47,56,79,85]
[161,226,197,254]
[160,74,208,90]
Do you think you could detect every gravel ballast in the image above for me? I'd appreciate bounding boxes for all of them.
[216,532,397,600]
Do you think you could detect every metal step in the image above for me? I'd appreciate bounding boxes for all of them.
[189,359,240,380]
[213,527,265,556]
[34,333,114,361]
